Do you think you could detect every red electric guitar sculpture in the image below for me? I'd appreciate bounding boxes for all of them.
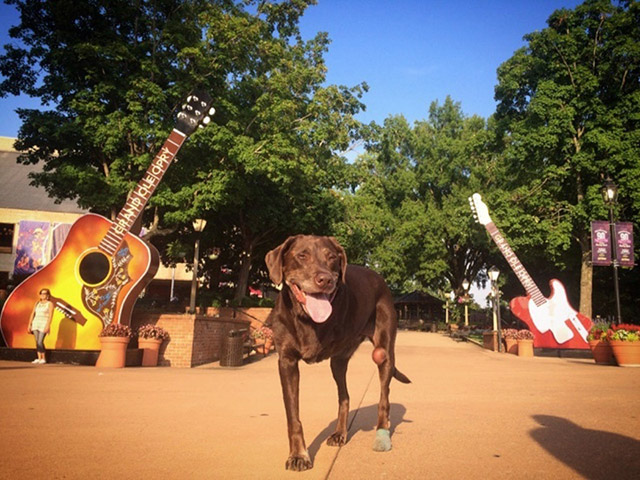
[1,91,214,350]
[469,193,592,349]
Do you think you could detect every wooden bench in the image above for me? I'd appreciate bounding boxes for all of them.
[240,329,275,360]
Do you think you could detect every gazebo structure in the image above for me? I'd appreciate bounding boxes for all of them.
[394,291,444,329]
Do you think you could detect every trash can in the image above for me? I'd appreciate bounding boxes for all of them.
[220,329,245,367]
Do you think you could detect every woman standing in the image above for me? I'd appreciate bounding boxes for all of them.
[27,288,54,364]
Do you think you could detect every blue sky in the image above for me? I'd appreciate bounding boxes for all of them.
[0,0,583,138]
[297,0,583,125]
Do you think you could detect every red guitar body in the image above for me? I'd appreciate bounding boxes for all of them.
[509,279,592,350]
[0,214,159,350]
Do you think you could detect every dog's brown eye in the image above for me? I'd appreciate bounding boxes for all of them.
[297,253,307,261]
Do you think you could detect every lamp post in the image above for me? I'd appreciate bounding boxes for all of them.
[462,278,470,327]
[488,266,502,352]
[449,290,455,324]
[444,293,450,325]
[602,177,622,325]
[444,290,455,324]
[189,218,207,314]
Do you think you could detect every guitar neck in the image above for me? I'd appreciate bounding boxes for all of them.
[485,222,546,306]
[99,129,186,255]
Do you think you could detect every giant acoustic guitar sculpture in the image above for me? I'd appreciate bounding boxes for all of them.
[469,193,592,349]
[0,91,214,350]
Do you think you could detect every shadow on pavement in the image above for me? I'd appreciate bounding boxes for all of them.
[307,402,409,461]
[530,414,640,480]
[0,365,32,371]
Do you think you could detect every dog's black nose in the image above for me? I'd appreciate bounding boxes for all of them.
[314,272,334,289]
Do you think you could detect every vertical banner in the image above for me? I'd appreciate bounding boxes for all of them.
[51,223,72,259]
[615,222,635,267]
[14,220,51,276]
[591,221,612,266]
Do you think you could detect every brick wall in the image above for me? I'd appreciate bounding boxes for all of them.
[205,307,273,331]
[132,313,250,367]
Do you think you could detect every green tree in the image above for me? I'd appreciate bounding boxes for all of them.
[0,0,367,301]
[156,1,366,301]
[494,0,640,318]
[0,0,208,219]
[335,97,498,302]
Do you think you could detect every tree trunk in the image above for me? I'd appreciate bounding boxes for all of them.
[233,249,252,303]
[575,169,592,318]
[579,233,593,318]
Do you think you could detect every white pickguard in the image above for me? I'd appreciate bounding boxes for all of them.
[528,280,589,344]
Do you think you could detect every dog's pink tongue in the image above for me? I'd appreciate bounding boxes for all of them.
[305,293,332,323]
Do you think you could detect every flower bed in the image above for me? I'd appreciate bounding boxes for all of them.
[608,324,640,342]
[137,324,170,340]
[99,323,133,338]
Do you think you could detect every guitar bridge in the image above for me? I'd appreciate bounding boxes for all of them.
[50,295,88,326]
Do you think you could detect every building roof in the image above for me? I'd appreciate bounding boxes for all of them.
[0,137,86,214]
[394,291,444,305]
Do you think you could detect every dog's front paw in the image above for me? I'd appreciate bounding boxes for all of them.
[285,451,313,471]
[372,428,392,452]
[326,432,347,447]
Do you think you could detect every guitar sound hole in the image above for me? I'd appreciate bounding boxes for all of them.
[79,252,111,286]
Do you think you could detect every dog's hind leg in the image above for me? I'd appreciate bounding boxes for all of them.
[327,356,350,446]
[371,300,397,452]
[372,350,394,452]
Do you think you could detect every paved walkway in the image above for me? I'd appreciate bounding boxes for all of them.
[1,331,639,479]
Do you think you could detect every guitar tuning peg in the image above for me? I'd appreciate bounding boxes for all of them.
[202,116,211,125]
[209,107,216,115]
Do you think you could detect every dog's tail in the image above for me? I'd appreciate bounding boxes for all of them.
[393,367,411,384]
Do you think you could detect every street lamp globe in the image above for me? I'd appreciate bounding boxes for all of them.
[462,279,470,292]
[488,266,500,282]
[193,218,207,232]
[602,177,618,205]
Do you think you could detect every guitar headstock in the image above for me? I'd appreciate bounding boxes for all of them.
[175,90,215,136]
[469,193,493,226]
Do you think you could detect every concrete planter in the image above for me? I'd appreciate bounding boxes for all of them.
[483,331,498,351]
[95,337,130,368]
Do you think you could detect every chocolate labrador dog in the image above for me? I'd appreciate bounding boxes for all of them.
[265,235,410,471]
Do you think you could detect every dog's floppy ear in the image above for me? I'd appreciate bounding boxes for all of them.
[327,236,348,281]
[265,235,300,286]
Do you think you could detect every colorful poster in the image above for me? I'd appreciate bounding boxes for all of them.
[615,222,635,267]
[13,221,50,276]
[591,221,611,266]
